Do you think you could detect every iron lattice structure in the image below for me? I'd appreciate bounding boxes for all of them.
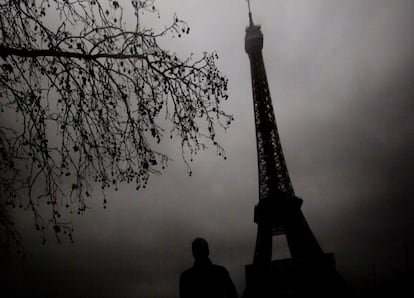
[245,22,295,201]
[243,9,348,298]
[245,11,323,267]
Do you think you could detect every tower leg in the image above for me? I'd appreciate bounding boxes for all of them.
[285,209,323,258]
[253,224,272,268]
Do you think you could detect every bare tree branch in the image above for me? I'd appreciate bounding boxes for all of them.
[0,0,233,255]
[0,45,147,60]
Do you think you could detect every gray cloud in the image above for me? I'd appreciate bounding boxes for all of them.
[2,0,414,297]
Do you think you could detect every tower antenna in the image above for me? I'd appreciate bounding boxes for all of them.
[246,0,254,26]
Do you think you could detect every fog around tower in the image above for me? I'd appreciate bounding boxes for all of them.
[2,1,414,297]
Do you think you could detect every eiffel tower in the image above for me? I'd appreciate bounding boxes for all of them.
[243,2,348,297]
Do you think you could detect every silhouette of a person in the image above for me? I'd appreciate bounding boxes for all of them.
[180,237,238,298]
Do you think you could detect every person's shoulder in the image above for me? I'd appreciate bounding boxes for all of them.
[211,264,230,275]
[180,267,194,279]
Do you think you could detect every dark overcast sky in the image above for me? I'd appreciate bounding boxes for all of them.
[2,0,414,297]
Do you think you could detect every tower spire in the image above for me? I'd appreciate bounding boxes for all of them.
[247,0,254,26]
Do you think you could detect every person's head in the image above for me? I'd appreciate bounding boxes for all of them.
[192,237,209,260]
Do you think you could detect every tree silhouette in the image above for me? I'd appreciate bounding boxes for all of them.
[0,0,232,254]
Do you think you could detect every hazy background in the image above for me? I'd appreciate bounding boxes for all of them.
[2,0,414,297]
